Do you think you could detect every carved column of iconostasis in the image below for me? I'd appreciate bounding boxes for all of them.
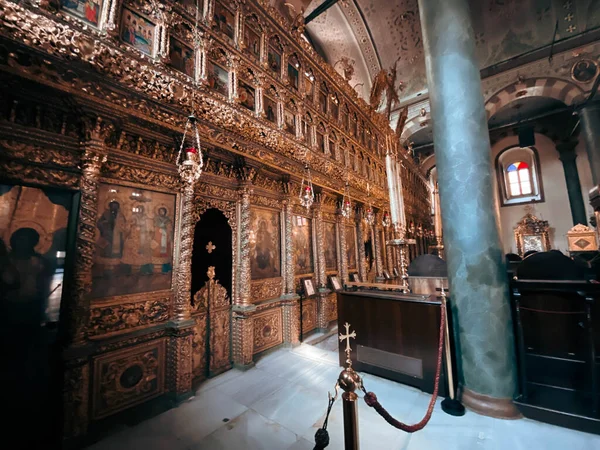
[237,182,253,305]
[356,206,368,282]
[337,206,349,283]
[314,194,327,289]
[313,194,330,331]
[281,186,300,347]
[62,118,110,443]
[232,179,255,368]
[373,213,384,280]
[283,184,296,295]
[167,156,197,400]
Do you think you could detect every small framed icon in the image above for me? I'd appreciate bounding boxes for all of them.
[302,277,316,297]
[329,275,342,291]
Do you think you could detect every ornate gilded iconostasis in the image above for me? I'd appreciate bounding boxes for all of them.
[0,0,432,446]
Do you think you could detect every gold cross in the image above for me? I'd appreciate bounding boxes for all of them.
[206,241,216,254]
[339,322,356,367]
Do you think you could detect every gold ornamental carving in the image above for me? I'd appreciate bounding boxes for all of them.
[93,339,166,420]
[326,292,337,323]
[89,298,170,336]
[250,277,283,303]
[239,184,253,305]
[302,298,317,334]
[283,197,295,294]
[567,223,598,252]
[0,140,79,167]
[0,1,396,207]
[232,309,254,366]
[253,308,283,354]
[102,162,180,190]
[314,201,327,288]
[191,271,231,376]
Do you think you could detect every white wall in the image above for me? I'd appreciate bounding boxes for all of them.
[492,134,594,254]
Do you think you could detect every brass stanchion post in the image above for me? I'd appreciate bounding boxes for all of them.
[439,283,465,416]
[338,323,361,450]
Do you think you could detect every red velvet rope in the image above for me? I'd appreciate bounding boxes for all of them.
[362,302,446,433]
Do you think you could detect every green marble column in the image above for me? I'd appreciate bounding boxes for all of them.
[557,140,587,226]
[418,0,518,417]
[579,102,600,186]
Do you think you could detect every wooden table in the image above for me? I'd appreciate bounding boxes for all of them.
[337,289,451,396]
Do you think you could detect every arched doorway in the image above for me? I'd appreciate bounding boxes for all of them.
[190,208,233,381]
[191,208,232,298]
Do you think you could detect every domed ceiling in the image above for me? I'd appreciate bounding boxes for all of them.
[276,0,600,110]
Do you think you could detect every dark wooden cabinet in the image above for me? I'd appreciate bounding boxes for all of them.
[337,290,452,397]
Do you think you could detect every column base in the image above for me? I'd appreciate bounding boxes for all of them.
[233,361,255,371]
[460,387,521,419]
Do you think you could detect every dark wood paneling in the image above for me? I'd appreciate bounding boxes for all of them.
[337,290,449,396]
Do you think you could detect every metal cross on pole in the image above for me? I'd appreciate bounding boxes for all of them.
[339,322,356,367]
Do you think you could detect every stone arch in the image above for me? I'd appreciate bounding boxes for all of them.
[485,77,584,119]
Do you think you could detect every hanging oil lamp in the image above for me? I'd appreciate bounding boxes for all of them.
[177,114,204,183]
[382,211,391,228]
[299,163,315,210]
[341,180,352,218]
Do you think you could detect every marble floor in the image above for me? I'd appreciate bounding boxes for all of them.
[87,339,600,450]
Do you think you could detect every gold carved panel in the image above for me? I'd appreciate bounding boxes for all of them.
[192,314,208,380]
[89,295,170,337]
[325,293,337,323]
[301,298,317,334]
[92,339,166,419]
[253,308,283,354]
[567,224,598,252]
[250,277,283,303]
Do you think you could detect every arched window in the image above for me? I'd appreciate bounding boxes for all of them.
[506,161,532,196]
[496,146,543,206]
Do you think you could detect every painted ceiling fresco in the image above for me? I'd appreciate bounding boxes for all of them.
[303,0,600,105]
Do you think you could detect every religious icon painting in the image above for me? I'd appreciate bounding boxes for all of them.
[169,36,195,78]
[213,1,236,42]
[238,80,256,112]
[329,275,342,291]
[243,24,261,59]
[293,215,314,275]
[283,109,295,134]
[120,6,156,56]
[287,62,299,91]
[91,183,176,299]
[346,225,357,270]
[207,61,229,97]
[263,96,277,123]
[268,42,282,76]
[62,0,105,27]
[323,221,337,271]
[304,69,314,98]
[249,207,281,280]
[0,184,75,325]
[302,278,316,297]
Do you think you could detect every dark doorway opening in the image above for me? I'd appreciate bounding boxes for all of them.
[191,208,233,299]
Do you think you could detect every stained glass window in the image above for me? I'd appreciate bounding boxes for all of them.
[506,161,532,196]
